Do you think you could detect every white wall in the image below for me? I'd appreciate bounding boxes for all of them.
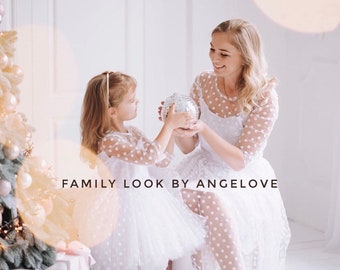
[3,0,340,233]
[279,29,340,230]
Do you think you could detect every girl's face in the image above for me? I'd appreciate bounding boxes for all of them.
[209,32,244,80]
[115,87,139,121]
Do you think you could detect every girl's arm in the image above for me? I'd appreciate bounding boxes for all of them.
[152,104,193,167]
[154,104,192,153]
[172,73,201,154]
[155,134,175,168]
[99,104,191,166]
[158,102,197,154]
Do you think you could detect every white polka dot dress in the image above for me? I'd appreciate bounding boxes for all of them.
[88,127,205,270]
[176,71,291,270]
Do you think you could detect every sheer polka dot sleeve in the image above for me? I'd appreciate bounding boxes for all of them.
[236,89,279,164]
[131,127,174,167]
[154,151,174,168]
[190,74,202,110]
[99,129,162,166]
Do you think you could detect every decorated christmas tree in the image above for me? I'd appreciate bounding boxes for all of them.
[0,23,76,270]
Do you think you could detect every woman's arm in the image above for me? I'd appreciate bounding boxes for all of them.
[188,88,279,171]
[195,121,245,171]
[173,123,244,168]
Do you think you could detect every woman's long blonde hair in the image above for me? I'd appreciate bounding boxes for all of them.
[80,71,136,167]
[212,19,276,113]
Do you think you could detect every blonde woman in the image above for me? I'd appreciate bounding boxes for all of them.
[174,19,291,269]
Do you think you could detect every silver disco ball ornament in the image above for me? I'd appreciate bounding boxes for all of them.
[161,93,199,121]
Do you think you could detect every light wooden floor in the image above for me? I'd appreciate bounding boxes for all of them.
[286,220,340,270]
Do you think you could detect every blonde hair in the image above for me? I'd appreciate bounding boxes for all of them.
[212,19,276,113]
[80,71,136,167]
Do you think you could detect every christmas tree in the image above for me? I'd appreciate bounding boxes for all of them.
[0,26,76,270]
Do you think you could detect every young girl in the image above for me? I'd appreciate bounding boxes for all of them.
[79,71,205,270]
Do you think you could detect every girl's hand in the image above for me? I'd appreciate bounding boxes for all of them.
[164,103,194,130]
[157,101,164,121]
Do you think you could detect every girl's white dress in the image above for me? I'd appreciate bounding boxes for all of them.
[83,127,205,270]
[176,71,291,270]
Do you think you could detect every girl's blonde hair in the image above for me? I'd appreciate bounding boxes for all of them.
[80,71,136,167]
[212,19,276,113]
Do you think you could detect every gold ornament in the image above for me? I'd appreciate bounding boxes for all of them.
[24,140,34,157]
[0,31,17,58]
[0,50,9,69]
[3,64,24,85]
[0,73,12,92]
[0,92,17,113]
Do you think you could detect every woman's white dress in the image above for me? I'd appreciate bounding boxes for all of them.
[176,71,291,270]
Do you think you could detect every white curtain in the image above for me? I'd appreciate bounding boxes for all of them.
[326,117,340,252]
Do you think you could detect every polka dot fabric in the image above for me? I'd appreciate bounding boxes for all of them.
[98,126,172,167]
[176,71,290,269]
[191,71,278,164]
[88,126,206,270]
[182,189,244,270]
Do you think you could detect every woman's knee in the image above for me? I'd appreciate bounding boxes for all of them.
[181,189,203,214]
[200,192,226,217]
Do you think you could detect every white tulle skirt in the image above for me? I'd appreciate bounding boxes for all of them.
[74,185,205,270]
[176,148,291,270]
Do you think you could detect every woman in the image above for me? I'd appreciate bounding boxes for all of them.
[174,19,291,270]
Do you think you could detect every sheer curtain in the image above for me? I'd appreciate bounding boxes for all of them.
[326,117,340,252]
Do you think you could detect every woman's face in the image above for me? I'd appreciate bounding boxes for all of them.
[209,32,244,80]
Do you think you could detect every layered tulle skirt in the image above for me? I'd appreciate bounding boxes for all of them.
[176,148,291,270]
[74,184,205,270]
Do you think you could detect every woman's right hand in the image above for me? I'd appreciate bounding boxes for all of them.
[173,127,198,138]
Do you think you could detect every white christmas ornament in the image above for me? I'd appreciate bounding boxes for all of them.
[0,179,11,196]
[161,93,199,122]
[23,203,46,227]
[3,144,20,160]
[17,171,32,189]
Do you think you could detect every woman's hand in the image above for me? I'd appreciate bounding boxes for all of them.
[173,119,205,138]
[188,119,205,133]
[173,127,198,137]
[177,119,204,133]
